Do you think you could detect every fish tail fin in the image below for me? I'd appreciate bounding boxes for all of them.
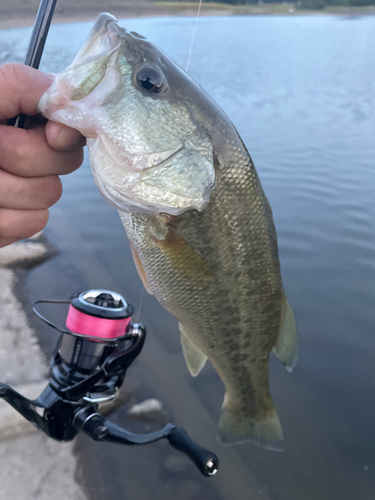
[217,401,284,449]
[273,296,298,372]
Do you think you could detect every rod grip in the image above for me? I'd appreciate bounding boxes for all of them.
[167,426,219,477]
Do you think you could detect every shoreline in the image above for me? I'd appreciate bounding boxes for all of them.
[0,235,88,499]
[0,2,374,30]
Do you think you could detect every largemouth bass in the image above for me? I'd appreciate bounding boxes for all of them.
[39,13,298,447]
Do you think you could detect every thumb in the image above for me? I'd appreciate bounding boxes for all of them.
[0,63,54,120]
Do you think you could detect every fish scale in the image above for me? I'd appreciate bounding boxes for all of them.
[38,13,297,447]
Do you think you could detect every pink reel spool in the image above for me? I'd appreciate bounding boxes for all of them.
[66,290,134,340]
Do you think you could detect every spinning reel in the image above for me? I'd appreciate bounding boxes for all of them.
[0,290,219,477]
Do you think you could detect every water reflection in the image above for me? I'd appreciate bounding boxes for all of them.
[1,13,375,500]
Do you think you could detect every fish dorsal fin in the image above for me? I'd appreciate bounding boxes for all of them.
[272,296,298,372]
[129,243,153,295]
[179,323,207,377]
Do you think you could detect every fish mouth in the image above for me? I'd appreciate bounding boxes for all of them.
[72,13,123,67]
[37,14,125,136]
[67,14,124,103]
[91,12,118,36]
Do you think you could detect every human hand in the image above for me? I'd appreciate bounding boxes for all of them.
[0,63,85,248]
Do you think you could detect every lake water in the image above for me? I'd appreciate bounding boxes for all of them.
[1,14,375,500]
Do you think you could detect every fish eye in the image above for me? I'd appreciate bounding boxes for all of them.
[136,68,166,94]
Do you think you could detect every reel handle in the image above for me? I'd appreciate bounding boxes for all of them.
[167,427,219,477]
[74,409,218,477]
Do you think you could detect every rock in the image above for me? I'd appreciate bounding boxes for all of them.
[127,398,166,423]
[0,239,51,268]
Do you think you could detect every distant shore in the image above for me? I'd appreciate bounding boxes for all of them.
[0,0,374,29]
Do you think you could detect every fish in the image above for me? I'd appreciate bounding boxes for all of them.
[38,13,298,447]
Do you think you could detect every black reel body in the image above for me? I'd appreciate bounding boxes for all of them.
[0,290,218,477]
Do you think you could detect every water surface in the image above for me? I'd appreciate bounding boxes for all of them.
[1,14,375,500]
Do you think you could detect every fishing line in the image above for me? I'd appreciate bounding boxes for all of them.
[134,286,145,324]
[186,0,203,72]
[136,2,202,321]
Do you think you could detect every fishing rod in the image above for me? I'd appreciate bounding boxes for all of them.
[7,0,57,127]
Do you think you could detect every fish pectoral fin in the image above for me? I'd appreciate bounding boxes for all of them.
[129,243,153,296]
[179,323,207,377]
[272,296,298,372]
[153,224,213,283]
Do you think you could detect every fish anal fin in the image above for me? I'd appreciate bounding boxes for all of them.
[273,296,298,372]
[179,323,207,377]
[129,243,153,296]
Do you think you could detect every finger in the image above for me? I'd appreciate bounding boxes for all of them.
[46,121,86,151]
[0,237,19,249]
[0,169,62,210]
[0,63,54,120]
[0,208,49,239]
[0,125,84,177]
